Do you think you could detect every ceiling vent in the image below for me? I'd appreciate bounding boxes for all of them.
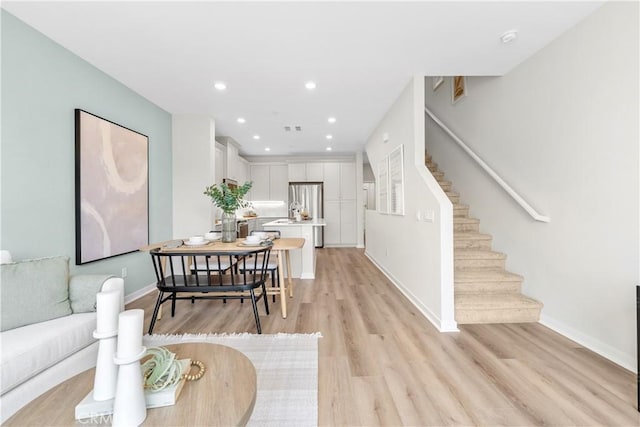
[295,126,302,131]
[284,126,291,132]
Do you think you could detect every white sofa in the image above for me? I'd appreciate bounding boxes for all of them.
[0,254,124,422]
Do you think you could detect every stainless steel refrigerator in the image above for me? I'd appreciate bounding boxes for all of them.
[288,182,324,247]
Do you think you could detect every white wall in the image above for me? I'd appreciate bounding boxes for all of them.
[424,2,638,369]
[172,115,217,238]
[365,76,456,332]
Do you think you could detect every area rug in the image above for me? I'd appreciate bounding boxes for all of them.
[144,333,320,427]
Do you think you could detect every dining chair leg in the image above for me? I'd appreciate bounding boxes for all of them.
[271,269,277,303]
[262,282,269,315]
[249,289,262,334]
[171,293,176,317]
[148,292,164,334]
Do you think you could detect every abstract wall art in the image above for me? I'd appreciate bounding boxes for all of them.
[75,109,149,264]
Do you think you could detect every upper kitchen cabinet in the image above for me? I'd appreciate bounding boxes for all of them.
[269,165,288,201]
[288,163,324,182]
[288,163,306,182]
[323,162,356,200]
[249,164,288,202]
[306,163,324,181]
[216,136,247,183]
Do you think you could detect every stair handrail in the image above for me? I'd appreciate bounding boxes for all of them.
[424,106,550,223]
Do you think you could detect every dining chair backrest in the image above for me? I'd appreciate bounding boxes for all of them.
[149,246,272,292]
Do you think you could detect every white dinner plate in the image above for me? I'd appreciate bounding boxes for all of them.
[238,241,264,247]
[183,240,209,246]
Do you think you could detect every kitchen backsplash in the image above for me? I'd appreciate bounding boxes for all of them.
[243,200,288,218]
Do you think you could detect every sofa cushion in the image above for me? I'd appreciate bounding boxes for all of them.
[0,312,97,394]
[0,256,72,332]
[69,275,115,313]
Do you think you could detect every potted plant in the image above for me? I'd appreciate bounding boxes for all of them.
[204,181,252,242]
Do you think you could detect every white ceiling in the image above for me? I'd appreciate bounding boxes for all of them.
[3,1,603,156]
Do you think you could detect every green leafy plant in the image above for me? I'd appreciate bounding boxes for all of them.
[203,181,253,214]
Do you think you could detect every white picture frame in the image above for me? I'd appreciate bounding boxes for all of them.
[388,145,405,216]
[377,158,389,214]
[432,76,444,91]
[452,76,467,104]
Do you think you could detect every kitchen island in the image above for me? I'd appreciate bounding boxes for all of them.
[262,218,326,279]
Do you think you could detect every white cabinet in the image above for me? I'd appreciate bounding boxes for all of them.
[237,158,249,186]
[323,163,340,200]
[288,163,324,182]
[269,165,288,201]
[324,200,341,245]
[324,200,356,245]
[226,143,239,181]
[250,165,270,200]
[249,164,288,201]
[339,200,357,244]
[288,164,306,182]
[306,163,324,181]
[340,163,357,200]
[323,162,357,246]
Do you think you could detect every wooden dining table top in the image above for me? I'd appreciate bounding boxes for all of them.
[139,237,305,253]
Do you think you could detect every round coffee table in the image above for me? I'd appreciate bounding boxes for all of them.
[5,343,257,426]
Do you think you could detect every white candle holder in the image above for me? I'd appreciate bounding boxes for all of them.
[112,347,147,427]
[112,309,147,427]
[92,289,122,401]
[92,330,118,401]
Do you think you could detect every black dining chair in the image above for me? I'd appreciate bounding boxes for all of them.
[239,230,281,302]
[148,246,271,334]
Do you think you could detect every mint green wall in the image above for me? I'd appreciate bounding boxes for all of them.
[1,11,173,295]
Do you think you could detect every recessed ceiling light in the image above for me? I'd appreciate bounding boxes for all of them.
[214,82,227,91]
[305,81,317,90]
[328,117,336,123]
[326,147,332,151]
[326,134,333,140]
[265,147,271,152]
[500,30,518,44]
[237,117,246,124]
[253,135,260,140]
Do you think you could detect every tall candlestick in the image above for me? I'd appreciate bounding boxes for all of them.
[92,289,121,401]
[95,290,120,335]
[115,309,144,360]
[101,279,125,312]
[112,309,146,426]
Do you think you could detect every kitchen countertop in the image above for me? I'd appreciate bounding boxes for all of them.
[263,218,326,227]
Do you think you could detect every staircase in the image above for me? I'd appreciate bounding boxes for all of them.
[426,153,543,324]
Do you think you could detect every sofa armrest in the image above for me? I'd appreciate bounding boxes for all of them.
[69,275,123,313]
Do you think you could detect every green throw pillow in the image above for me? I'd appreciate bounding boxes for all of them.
[0,256,72,332]
[69,275,115,313]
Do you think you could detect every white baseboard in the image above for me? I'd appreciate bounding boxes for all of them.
[539,314,635,373]
[364,251,458,333]
[124,283,156,305]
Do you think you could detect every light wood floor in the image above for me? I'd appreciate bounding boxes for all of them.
[128,248,640,426]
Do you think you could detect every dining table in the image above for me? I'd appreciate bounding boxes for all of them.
[139,237,304,319]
